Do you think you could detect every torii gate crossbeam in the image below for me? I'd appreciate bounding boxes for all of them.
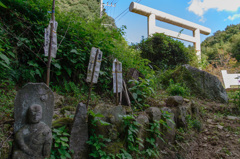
[129,2,211,61]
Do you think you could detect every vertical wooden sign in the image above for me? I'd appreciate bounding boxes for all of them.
[113,59,122,105]
[86,47,103,110]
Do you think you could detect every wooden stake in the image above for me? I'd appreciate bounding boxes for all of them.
[86,49,99,110]
[46,0,56,86]
[119,90,122,106]
[123,79,131,106]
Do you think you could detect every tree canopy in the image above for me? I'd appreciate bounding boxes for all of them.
[133,33,197,70]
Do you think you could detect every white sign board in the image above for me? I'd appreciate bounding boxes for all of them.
[113,59,122,93]
[44,20,58,58]
[86,47,103,83]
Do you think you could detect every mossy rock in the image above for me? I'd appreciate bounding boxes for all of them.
[163,65,228,103]
[104,141,124,155]
[53,114,60,119]
[60,106,76,114]
[52,117,73,128]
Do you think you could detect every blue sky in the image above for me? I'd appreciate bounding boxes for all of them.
[103,0,240,46]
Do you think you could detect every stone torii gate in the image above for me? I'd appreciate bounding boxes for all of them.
[129,2,211,60]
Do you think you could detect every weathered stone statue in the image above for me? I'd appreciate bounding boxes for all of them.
[12,104,52,159]
[12,83,54,159]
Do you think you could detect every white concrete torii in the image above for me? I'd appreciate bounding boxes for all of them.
[129,2,211,60]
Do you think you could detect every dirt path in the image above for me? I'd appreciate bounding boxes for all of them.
[184,102,240,159]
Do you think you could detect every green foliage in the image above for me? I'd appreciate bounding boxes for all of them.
[0,80,15,158]
[87,134,112,159]
[175,128,185,142]
[51,126,73,159]
[231,33,240,61]
[186,115,201,132]
[232,89,240,111]
[0,22,14,80]
[0,1,7,8]
[120,115,142,158]
[129,77,155,103]
[134,33,195,70]
[0,0,51,85]
[88,110,111,127]
[166,79,189,97]
[0,0,153,99]
[144,120,163,158]
[202,24,240,48]
[0,80,15,121]
[87,111,175,158]
[63,81,80,96]
[57,0,115,26]
[87,110,113,158]
[201,23,240,66]
[160,109,175,130]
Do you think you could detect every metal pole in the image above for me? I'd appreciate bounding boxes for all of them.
[86,49,99,110]
[46,0,55,86]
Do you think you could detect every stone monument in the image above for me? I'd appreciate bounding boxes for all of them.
[12,83,54,159]
[69,103,88,159]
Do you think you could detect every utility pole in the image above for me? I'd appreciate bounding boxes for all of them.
[46,0,55,86]
[100,0,116,18]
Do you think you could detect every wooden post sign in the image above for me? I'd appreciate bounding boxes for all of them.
[86,47,103,83]
[44,20,58,58]
[45,0,57,86]
[86,47,103,109]
[113,59,122,105]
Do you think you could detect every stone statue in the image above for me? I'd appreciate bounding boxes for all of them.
[12,104,52,159]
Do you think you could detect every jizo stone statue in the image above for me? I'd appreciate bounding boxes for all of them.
[12,83,54,159]
[12,104,52,159]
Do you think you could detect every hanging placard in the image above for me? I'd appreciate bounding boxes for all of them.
[44,20,58,58]
[86,47,103,83]
[113,59,122,93]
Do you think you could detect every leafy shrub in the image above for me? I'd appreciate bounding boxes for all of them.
[166,79,189,97]
[51,126,72,159]
[0,0,153,97]
[0,80,16,120]
[121,115,142,158]
[186,115,201,132]
[87,110,112,158]
[232,89,240,111]
[128,77,155,103]
[134,33,196,70]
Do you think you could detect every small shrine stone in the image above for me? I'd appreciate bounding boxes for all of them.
[13,104,52,159]
[14,83,54,133]
[13,83,54,159]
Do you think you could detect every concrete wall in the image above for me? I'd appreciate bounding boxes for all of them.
[221,70,240,89]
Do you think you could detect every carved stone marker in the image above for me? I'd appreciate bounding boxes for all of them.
[69,103,88,159]
[13,83,54,159]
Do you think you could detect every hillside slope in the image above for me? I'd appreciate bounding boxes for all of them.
[58,0,100,19]
[57,0,116,26]
[201,23,240,63]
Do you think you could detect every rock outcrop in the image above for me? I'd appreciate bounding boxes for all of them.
[171,65,228,103]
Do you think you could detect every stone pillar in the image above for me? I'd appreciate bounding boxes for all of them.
[69,103,88,159]
[194,28,201,61]
[148,13,156,36]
